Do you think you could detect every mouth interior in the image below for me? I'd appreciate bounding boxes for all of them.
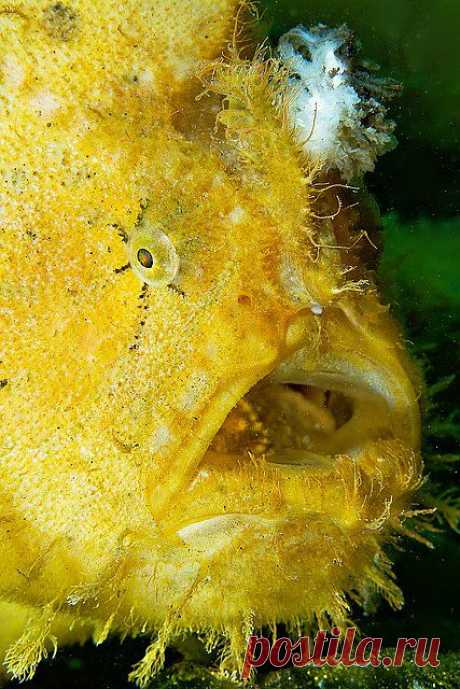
[209,378,368,470]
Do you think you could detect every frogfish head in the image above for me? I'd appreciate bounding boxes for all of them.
[0,2,422,682]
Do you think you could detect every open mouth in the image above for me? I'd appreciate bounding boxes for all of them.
[152,304,420,533]
[207,354,417,474]
[173,340,420,546]
[210,380,358,471]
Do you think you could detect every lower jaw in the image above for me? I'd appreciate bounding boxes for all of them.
[172,433,420,530]
[127,436,421,633]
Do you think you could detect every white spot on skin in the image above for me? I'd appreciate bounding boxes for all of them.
[193,265,204,280]
[1,54,25,89]
[206,341,218,360]
[179,371,209,411]
[149,425,172,453]
[137,68,156,88]
[79,444,94,460]
[177,515,249,555]
[227,206,246,224]
[310,302,323,315]
[29,90,61,117]
[168,54,193,81]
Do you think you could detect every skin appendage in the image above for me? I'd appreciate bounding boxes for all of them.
[278,24,398,180]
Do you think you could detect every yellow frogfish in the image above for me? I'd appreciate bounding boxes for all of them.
[0,1,424,685]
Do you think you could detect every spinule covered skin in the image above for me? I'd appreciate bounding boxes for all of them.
[0,0,422,685]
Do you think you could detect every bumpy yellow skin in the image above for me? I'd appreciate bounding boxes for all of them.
[0,0,422,684]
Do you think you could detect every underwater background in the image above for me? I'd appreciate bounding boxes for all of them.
[10,1,459,687]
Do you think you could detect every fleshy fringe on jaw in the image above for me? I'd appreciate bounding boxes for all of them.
[126,426,426,685]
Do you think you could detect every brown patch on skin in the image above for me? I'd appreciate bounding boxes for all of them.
[114,263,130,274]
[42,2,77,41]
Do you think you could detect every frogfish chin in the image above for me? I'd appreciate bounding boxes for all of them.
[0,1,423,684]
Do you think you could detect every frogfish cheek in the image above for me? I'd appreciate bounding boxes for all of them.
[143,313,299,522]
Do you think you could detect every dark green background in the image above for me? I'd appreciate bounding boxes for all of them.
[9,1,460,687]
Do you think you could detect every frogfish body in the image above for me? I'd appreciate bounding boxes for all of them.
[0,1,422,684]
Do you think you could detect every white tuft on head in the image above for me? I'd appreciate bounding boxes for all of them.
[278,25,397,181]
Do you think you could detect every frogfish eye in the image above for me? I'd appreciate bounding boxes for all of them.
[127,223,180,287]
[137,248,154,269]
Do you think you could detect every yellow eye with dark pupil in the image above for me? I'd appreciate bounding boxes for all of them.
[127,222,179,287]
[137,248,154,269]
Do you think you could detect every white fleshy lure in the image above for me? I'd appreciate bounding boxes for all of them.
[278,25,397,181]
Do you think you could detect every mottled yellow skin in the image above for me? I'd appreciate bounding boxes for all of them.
[0,0,422,684]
